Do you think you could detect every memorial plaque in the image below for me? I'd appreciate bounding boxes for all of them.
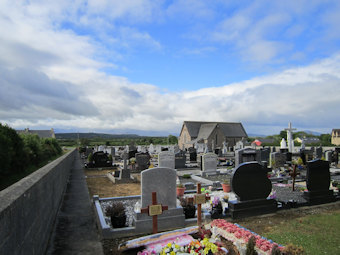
[194,194,207,204]
[149,205,163,216]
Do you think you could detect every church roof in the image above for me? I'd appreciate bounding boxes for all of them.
[183,121,247,138]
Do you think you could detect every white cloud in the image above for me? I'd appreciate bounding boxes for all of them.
[0,1,339,136]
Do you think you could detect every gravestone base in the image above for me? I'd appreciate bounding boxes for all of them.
[303,190,335,205]
[134,207,185,234]
[201,170,219,177]
[228,199,277,219]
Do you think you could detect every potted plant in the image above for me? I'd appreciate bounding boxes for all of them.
[180,197,196,219]
[222,179,231,192]
[105,202,126,228]
[176,183,186,197]
[210,197,223,219]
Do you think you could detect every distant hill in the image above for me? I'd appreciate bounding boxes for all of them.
[55,133,142,139]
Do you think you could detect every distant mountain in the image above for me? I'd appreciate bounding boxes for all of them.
[248,133,266,138]
[55,133,142,139]
[302,130,322,136]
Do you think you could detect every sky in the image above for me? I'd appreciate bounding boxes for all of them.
[1,0,340,136]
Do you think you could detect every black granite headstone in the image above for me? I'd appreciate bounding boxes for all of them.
[306,159,330,192]
[228,162,277,219]
[231,162,272,201]
[303,159,335,205]
[175,152,186,168]
[135,152,150,171]
[92,151,111,167]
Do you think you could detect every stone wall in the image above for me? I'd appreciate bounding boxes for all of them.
[0,149,77,255]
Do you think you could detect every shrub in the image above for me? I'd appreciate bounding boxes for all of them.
[246,236,258,255]
[283,243,306,255]
[105,202,126,218]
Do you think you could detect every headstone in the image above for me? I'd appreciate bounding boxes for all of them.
[158,151,175,169]
[325,151,332,162]
[222,142,228,155]
[235,148,260,168]
[175,151,186,169]
[280,138,287,149]
[188,147,197,162]
[228,162,277,219]
[135,167,185,233]
[136,152,151,171]
[121,153,131,179]
[201,153,217,176]
[92,151,110,167]
[315,146,322,159]
[149,144,154,154]
[110,147,115,156]
[303,159,335,205]
[141,168,177,208]
[260,148,270,162]
[270,152,286,168]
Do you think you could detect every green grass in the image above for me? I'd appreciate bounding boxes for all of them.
[263,211,340,254]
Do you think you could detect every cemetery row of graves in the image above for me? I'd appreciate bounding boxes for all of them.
[82,142,340,254]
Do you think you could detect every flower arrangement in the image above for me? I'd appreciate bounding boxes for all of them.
[159,238,222,255]
[209,219,284,254]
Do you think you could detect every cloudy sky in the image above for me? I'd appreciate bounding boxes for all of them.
[1,0,340,136]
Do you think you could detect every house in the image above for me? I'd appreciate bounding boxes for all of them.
[331,129,340,145]
[294,137,320,145]
[17,128,56,138]
[251,138,275,146]
[178,121,247,150]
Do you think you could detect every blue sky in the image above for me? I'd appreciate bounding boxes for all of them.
[1,0,340,136]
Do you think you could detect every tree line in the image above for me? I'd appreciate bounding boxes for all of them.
[0,123,62,178]
[58,134,178,147]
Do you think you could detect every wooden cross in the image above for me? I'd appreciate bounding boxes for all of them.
[289,164,299,191]
[194,183,210,228]
[140,192,168,234]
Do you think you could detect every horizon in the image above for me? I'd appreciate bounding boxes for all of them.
[0,1,340,135]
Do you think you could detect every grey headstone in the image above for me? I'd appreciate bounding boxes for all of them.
[202,153,217,173]
[158,151,175,169]
[315,146,322,159]
[325,151,332,162]
[141,167,177,208]
[235,148,260,168]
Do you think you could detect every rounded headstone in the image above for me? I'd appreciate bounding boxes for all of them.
[231,162,272,201]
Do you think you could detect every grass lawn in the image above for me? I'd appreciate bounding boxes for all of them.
[263,210,340,254]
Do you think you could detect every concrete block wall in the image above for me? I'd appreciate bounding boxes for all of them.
[0,148,77,255]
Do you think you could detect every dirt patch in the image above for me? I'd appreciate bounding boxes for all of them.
[85,170,141,198]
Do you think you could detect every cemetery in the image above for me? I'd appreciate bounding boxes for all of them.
[82,132,340,254]
[2,123,340,255]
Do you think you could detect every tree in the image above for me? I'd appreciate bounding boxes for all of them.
[168,135,178,144]
[0,123,26,175]
[320,134,331,146]
[80,138,90,146]
[279,130,287,139]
